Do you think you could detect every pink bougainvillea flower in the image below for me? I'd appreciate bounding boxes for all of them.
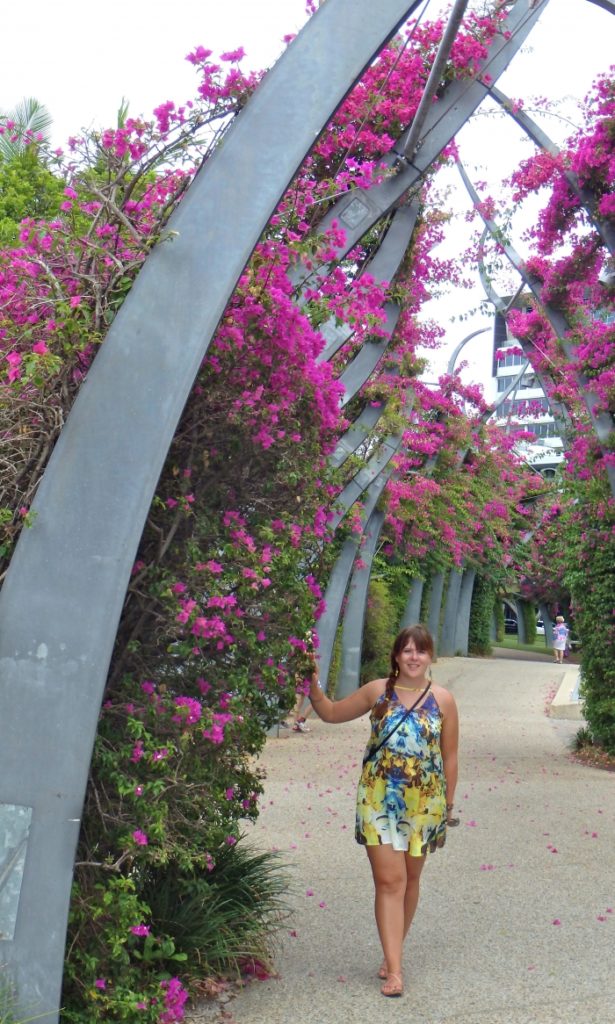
[130,924,150,937]
[132,829,148,846]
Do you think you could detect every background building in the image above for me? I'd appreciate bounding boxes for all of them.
[490,300,564,479]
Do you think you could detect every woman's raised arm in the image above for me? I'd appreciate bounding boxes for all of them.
[307,666,384,724]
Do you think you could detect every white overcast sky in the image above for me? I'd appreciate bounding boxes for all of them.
[2,0,613,391]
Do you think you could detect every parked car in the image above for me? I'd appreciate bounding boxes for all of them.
[504,617,518,634]
[536,619,545,635]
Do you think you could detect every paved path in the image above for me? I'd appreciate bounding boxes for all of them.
[192,655,615,1024]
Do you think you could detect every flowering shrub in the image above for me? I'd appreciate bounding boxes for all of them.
[501,69,614,744]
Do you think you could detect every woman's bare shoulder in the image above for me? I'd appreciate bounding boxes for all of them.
[362,677,388,700]
[431,683,457,710]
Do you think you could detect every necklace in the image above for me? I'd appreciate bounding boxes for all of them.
[395,684,426,692]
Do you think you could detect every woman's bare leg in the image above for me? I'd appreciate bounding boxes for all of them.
[365,845,406,976]
[403,852,426,937]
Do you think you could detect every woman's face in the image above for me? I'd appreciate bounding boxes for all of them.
[396,641,431,678]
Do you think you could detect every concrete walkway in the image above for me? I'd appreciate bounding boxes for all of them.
[191,655,615,1024]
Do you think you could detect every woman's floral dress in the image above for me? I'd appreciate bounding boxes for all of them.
[355,690,447,856]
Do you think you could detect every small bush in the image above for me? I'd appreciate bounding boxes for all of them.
[574,726,594,751]
[468,575,494,656]
[142,842,290,979]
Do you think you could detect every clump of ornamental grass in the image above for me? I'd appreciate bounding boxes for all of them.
[141,840,290,981]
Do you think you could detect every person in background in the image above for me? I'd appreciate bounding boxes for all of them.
[552,615,570,664]
[292,692,314,732]
[307,624,459,997]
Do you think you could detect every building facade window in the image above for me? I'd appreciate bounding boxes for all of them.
[497,351,525,368]
[500,397,551,417]
[504,420,558,438]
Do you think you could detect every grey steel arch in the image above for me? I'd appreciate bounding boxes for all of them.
[514,599,528,643]
[476,243,572,436]
[488,84,615,255]
[458,160,615,495]
[439,568,464,656]
[539,602,555,647]
[426,572,446,646]
[437,566,477,658]
[300,0,550,272]
[0,2,429,1018]
[401,576,425,628]
[315,462,396,689]
[304,0,554,683]
[336,510,386,699]
[337,206,421,405]
[329,402,387,468]
[454,569,477,656]
[314,202,421,365]
[446,327,491,376]
[587,0,615,15]
[329,412,412,531]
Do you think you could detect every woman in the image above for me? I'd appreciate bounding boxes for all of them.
[308,624,459,997]
[552,615,570,664]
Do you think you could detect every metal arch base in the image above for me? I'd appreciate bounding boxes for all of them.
[0,2,425,1019]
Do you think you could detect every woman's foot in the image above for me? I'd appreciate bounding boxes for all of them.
[377,960,388,980]
[381,971,403,997]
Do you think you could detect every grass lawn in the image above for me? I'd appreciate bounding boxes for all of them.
[494,635,581,663]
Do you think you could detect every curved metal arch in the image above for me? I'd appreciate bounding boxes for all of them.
[330,402,388,468]
[303,0,551,267]
[0,2,428,1018]
[489,84,615,255]
[329,404,413,531]
[474,234,568,432]
[587,0,615,12]
[336,509,386,698]
[315,202,421,363]
[446,327,491,376]
[315,460,396,688]
[457,159,615,495]
[303,3,554,674]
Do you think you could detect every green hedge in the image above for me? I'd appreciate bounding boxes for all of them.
[468,575,494,656]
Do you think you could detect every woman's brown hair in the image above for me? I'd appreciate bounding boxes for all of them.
[372,624,434,720]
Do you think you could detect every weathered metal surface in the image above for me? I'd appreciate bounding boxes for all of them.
[0,1,425,1017]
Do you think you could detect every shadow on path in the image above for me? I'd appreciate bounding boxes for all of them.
[191,656,614,1024]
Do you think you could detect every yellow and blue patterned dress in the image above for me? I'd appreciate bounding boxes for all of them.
[355,690,447,856]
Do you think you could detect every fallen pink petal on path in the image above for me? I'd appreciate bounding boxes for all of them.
[552,919,562,926]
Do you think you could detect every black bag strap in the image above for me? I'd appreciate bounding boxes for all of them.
[362,680,431,766]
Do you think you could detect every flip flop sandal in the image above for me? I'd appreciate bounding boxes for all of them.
[381,972,403,997]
